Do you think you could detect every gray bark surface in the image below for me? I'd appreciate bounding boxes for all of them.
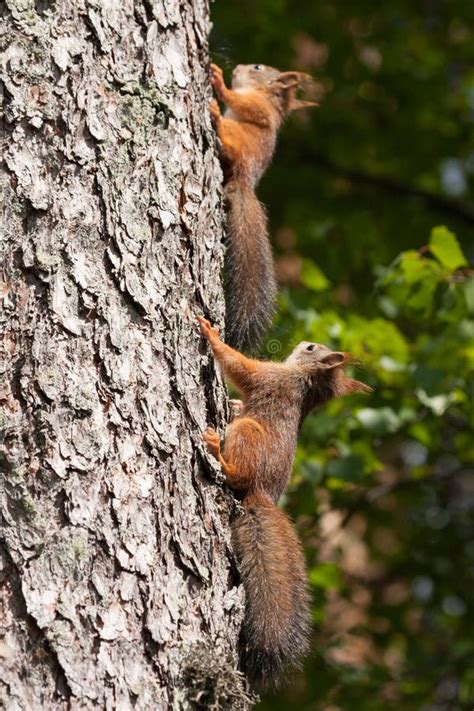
[1,1,251,708]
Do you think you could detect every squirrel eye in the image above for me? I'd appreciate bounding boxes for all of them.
[306,344,315,352]
[254,64,263,71]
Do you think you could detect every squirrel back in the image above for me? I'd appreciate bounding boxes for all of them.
[224,181,277,350]
[232,492,310,689]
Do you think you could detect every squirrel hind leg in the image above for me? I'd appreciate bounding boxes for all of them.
[202,426,255,491]
[202,427,222,460]
[202,427,237,478]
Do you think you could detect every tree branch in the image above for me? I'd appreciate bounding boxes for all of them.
[310,153,474,225]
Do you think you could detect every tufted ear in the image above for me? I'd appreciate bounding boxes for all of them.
[274,71,312,88]
[288,97,319,111]
[320,351,346,369]
[343,377,373,394]
[271,72,318,113]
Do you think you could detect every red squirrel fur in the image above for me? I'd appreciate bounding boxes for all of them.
[197,316,370,688]
[210,63,316,351]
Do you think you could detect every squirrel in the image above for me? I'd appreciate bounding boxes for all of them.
[197,316,370,689]
[210,63,316,352]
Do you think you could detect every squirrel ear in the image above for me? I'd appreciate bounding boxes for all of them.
[320,351,346,369]
[344,378,373,394]
[288,98,319,112]
[273,72,317,112]
[275,71,312,89]
[274,72,299,89]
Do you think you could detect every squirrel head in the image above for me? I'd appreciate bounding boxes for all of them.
[231,64,317,114]
[286,342,371,412]
[285,341,347,369]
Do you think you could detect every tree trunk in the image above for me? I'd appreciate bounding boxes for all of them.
[1,1,251,708]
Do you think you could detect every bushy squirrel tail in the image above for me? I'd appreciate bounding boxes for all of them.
[224,182,277,351]
[231,492,311,690]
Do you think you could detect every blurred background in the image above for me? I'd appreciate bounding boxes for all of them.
[211,2,474,709]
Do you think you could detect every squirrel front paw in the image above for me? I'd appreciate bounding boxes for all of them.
[210,99,221,122]
[202,427,221,460]
[197,315,219,342]
[210,63,226,97]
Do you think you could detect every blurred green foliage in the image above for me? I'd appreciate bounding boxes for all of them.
[212,2,474,709]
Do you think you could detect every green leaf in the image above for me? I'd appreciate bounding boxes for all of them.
[429,226,467,271]
[344,316,409,364]
[400,250,427,284]
[406,278,437,312]
[301,259,330,292]
[309,562,342,590]
[409,422,433,447]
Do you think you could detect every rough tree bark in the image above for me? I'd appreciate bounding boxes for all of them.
[1,1,252,708]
